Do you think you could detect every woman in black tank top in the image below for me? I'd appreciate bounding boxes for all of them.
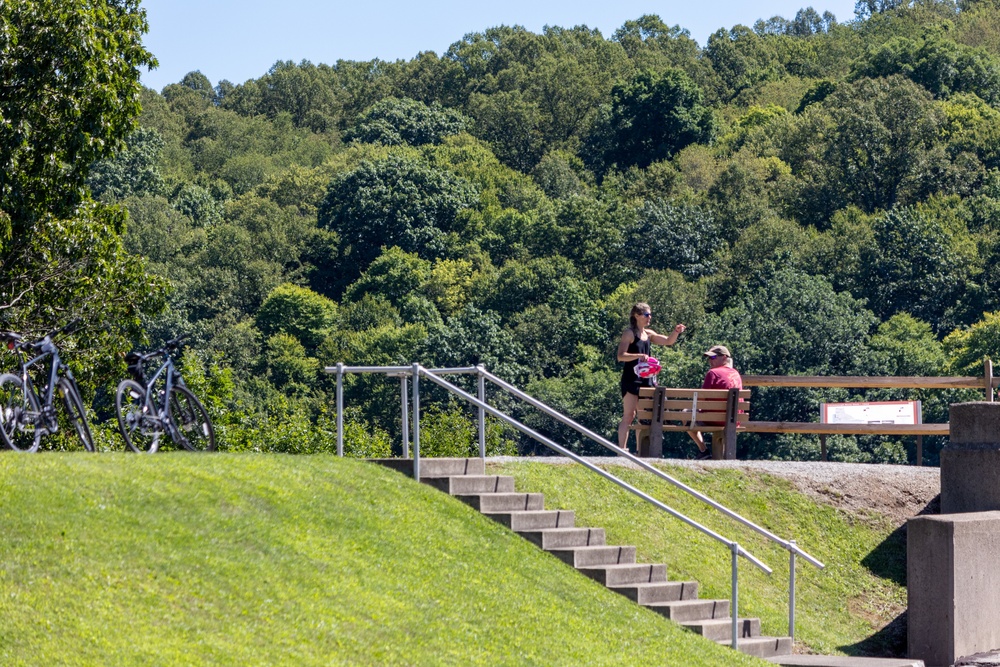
[616,302,686,451]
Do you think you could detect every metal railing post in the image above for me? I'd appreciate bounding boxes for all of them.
[789,539,797,640]
[477,364,486,459]
[412,363,421,481]
[336,362,344,457]
[401,375,410,459]
[731,542,740,650]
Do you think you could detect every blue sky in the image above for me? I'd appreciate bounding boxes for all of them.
[140,0,858,92]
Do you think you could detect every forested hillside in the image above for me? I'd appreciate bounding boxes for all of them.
[23,0,1000,462]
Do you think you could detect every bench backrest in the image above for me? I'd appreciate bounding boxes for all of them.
[636,387,751,427]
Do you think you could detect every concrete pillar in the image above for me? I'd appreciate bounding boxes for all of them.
[941,402,1000,513]
[908,511,1000,667]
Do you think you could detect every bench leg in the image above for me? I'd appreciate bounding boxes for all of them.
[723,389,739,460]
[635,428,649,456]
[710,435,724,460]
[647,426,663,458]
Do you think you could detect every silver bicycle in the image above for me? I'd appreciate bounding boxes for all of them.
[115,337,215,453]
[0,321,95,452]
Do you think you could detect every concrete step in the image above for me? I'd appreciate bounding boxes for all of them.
[484,510,575,531]
[609,580,699,604]
[369,457,485,478]
[577,563,667,586]
[423,475,515,495]
[548,545,637,568]
[765,658,925,667]
[724,636,793,659]
[683,617,761,642]
[517,527,605,549]
[645,598,730,622]
[454,492,545,512]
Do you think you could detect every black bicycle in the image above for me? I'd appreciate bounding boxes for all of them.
[115,336,215,453]
[0,322,95,452]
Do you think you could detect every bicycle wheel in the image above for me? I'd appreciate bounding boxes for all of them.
[167,385,215,452]
[0,373,41,452]
[59,379,95,452]
[116,380,162,453]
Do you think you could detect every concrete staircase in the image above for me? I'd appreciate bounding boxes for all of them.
[373,457,793,660]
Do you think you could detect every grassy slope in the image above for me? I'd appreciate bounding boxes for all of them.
[491,460,907,657]
[0,454,767,667]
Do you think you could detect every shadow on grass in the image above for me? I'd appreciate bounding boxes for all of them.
[840,610,908,658]
[842,494,940,657]
[860,493,940,587]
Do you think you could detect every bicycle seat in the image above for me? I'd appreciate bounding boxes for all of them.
[1,332,24,350]
[125,351,147,386]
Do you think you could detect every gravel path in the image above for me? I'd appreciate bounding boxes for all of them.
[489,456,941,527]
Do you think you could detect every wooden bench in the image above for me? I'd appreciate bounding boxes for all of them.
[632,386,751,459]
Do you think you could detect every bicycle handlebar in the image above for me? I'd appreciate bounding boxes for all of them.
[43,318,82,341]
[1,319,80,352]
[130,334,189,362]
[165,335,189,350]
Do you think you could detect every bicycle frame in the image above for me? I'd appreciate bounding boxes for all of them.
[137,352,184,442]
[13,337,66,435]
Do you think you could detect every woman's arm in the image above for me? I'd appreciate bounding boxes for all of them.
[647,323,686,346]
[617,329,646,362]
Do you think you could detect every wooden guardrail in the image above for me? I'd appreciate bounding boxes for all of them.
[740,360,997,464]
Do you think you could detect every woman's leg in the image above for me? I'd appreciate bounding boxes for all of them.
[618,392,639,449]
[687,429,706,451]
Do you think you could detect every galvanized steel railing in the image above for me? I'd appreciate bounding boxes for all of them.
[326,362,825,648]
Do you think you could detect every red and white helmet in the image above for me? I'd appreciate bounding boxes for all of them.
[635,356,661,378]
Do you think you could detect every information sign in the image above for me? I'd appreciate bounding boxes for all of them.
[821,401,921,425]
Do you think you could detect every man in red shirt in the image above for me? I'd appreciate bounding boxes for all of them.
[690,345,742,459]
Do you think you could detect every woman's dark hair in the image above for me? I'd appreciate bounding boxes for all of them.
[628,302,651,338]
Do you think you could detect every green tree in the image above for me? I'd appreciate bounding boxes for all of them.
[0,0,162,383]
[466,91,547,172]
[600,68,716,171]
[854,0,911,19]
[850,32,1000,104]
[318,154,479,293]
[613,15,703,73]
[712,269,876,377]
[787,75,948,224]
[868,313,947,376]
[88,128,165,202]
[601,270,709,352]
[263,332,320,392]
[343,247,432,307]
[346,97,469,146]
[857,199,980,331]
[256,283,337,351]
[531,150,591,199]
[630,200,721,278]
[704,25,783,102]
[420,305,528,382]
[222,60,341,133]
[944,310,1000,375]
[699,269,877,457]
[480,256,588,317]
[0,0,155,236]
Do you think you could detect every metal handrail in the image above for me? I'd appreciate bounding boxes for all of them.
[326,363,774,650]
[329,363,487,458]
[479,366,824,639]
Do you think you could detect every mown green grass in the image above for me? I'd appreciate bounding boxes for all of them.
[490,460,909,657]
[0,454,769,666]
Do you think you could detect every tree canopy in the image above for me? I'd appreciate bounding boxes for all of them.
[0,0,162,381]
[46,0,1000,463]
